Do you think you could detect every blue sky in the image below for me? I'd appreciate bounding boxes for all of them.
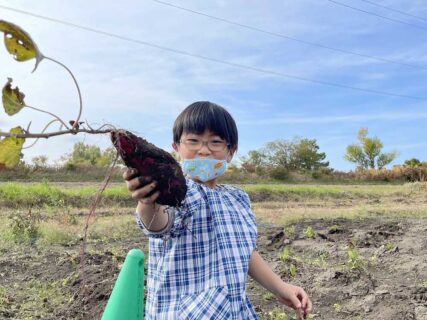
[1,0,426,170]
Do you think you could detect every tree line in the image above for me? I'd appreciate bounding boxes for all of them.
[26,128,426,179]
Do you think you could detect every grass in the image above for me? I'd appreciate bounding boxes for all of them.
[0,181,422,208]
[14,279,72,319]
[242,183,410,196]
[0,181,131,208]
[252,201,427,225]
[0,207,140,248]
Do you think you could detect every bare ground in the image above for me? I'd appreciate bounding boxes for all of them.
[0,215,426,319]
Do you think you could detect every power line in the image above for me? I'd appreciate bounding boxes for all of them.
[151,0,427,71]
[327,0,427,31]
[0,4,426,101]
[358,0,427,22]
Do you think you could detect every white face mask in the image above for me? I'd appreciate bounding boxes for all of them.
[180,158,228,182]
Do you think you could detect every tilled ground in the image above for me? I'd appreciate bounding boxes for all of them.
[0,216,426,319]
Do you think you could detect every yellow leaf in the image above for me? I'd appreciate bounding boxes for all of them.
[0,20,44,71]
[0,126,25,168]
[2,78,26,116]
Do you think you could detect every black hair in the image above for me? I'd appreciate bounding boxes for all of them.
[173,101,238,151]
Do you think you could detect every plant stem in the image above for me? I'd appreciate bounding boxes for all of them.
[22,119,59,149]
[0,128,114,139]
[25,105,70,129]
[44,56,83,130]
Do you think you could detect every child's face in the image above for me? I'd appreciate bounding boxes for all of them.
[172,130,234,162]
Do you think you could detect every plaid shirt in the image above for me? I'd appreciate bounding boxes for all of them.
[136,178,259,319]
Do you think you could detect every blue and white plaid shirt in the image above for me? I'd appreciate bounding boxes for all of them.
[136,178,259,319]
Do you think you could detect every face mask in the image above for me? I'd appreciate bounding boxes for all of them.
[180,158,228,182]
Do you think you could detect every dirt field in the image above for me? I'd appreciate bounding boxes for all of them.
[0,184,426,319]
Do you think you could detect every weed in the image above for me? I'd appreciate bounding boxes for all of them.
[347,241,364,270]
[313,250,330,268]
[303,226,316,238]
[333,303,342,313]
[284,225,296,237]
[8,209,41,243]
[0,286,6,306]
[328,224,343,233]
[368,255,378,267]
[278,246,291,262]
[386,242,397,251]
[36,221,74,246]
[420,280,427,289]
[289,264,298,277]
[262,307,289,320]
[263,292,275,301]
[18,279,71,318]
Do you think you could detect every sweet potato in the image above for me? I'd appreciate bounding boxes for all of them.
[111,130,187,207]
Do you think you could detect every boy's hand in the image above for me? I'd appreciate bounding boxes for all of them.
[123,168,160,205]
[275,283,312,319]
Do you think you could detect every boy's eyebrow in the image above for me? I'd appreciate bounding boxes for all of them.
[184,132,222,138]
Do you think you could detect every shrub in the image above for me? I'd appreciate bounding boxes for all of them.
[268,167,289,181]
[8,209,41,243]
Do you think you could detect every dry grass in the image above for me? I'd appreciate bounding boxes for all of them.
[252,201,427,225]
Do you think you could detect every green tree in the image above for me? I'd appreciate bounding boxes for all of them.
[290,138,329,170]
[242,137,328,172]
[95,146,123,167]
[403,158,422,168]
[264,138,328,171]
[240,150,267,173]
[264,140,293,168]
[69,142,101,166]
[344,128,397,169]
[61,142,122,167]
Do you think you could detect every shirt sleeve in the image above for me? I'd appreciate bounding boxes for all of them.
[230,186,258,251]
[239,190,257,229]
[135,179,202,239]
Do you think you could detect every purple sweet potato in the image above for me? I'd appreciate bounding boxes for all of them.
[111,130,187,207]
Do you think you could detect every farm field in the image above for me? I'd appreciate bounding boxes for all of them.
[0,182,426,320]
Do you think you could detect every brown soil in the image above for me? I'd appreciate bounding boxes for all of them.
[1,216,426,319]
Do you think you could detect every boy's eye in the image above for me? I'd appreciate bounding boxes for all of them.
[210,140,224,145]
[186,139,200,144]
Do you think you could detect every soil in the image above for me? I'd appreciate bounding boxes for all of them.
[0,215,426,319]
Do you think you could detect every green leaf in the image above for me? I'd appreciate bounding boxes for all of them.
[0,20,44,71]
[0,126,25,168]
[2,78,26,116]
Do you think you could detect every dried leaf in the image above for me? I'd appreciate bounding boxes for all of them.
[0,20,44,71]
[0,126,25,168]
[2,78,26,116]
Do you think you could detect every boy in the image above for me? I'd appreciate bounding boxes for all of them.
[124,101,312,319]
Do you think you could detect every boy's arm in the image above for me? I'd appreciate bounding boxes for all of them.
[136,201,169,232]
[248,250,312,319]
[248,250,286,295]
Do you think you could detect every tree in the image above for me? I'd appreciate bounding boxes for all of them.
[264,140,293,168]
[31,155,48,168]
[95,146,124,167]
[241,137,328,172]
[344,128,397,169]
[290,138,329,171]
[264,138,328,171]
[60,142,123,167]
[240,150,267,173]
[403,158,427,168]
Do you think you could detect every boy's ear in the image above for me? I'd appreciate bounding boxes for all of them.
[172,142,181,161]
[227,147,236,163]
[172,142,178,152]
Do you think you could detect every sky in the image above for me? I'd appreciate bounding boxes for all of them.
[0,0,426,170]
